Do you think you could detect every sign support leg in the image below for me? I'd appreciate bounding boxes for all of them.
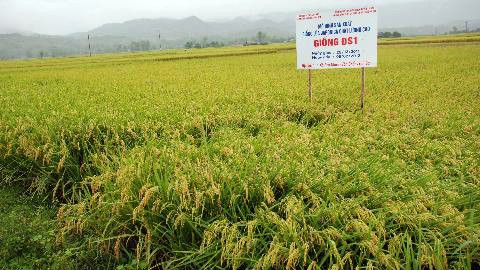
[361,67,366,111]
[308,69,312,102]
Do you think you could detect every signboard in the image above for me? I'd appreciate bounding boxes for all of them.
[296,7,378,69]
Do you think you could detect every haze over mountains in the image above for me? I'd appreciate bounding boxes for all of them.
[1,0,479,59]
[72,16,295,41]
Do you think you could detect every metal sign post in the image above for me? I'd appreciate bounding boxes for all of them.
[308,69,313,101]
[361,67,366,110]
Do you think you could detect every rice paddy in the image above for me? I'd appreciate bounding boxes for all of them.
[0,39,479,269]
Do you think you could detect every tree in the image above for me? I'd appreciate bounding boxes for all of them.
[201,37,208,48]
[378,32,395,38]
[129,40,151,52]
[256,31,267,44]
[207,41,222,48]
[184,41,194,49]
[392,31,402,38]
[129,41,139,51]
[139,40,151,51]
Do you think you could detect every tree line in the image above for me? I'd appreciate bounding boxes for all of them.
[184,32,293,49]
[378,31,402,38]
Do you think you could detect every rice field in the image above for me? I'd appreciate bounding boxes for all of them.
[0,40,479,269]
[378,32,480,45]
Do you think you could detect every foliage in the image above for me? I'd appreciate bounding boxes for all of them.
[0,186,115,269]
[0,186,57,269]
[129,40,152,52]
[378,31,402,38]
[0,41,479,269]
[185,40,224,49]
[257,31,268,44]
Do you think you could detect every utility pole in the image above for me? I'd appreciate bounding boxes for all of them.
[159,33,162,50]
[465,21,469,33]
[88,34,92,57]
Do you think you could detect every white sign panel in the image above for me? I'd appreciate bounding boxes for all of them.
[296,7,378,69]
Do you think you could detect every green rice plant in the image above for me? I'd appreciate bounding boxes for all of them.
[0,41,479,269]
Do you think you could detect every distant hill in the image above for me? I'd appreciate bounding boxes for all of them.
[382,20,480,36]
[1,16,296,59]
[70,16,294,41]
[0,33,137,59]
[79,13,478,44]
[1,0,479,60]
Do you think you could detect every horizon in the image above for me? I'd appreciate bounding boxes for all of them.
[1,0,479,36]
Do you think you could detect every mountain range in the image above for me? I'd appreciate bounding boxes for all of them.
[72,16,295,40]
[1,1,479,59]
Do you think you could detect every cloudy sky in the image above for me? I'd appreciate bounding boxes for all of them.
[0,0,478,35]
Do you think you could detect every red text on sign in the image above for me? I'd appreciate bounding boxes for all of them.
[313,37,359,47]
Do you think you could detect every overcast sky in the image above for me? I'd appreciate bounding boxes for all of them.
[0,0,478,35]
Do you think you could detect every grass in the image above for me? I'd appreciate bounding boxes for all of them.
[0,186,119,269]
[0,186,87,269]
[0,37,479,269]
[0,186,57,269]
